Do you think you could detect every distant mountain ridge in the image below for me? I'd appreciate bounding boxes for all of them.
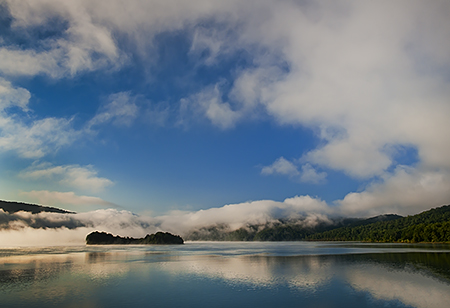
[0,200,74,214]
[185,214,404,241]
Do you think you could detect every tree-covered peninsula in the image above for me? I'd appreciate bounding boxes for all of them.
[86,231,184,245]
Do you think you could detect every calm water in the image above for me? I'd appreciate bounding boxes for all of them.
[0,242,449,308]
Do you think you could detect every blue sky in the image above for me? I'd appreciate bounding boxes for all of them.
[1,0,450,221]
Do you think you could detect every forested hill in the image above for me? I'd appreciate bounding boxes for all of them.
[309,205,450,243]
[0,200,73,214]
[186,205,450,243]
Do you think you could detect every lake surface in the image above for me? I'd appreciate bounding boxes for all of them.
[0,242,449,308]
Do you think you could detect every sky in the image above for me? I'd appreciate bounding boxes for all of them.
[1,0,450,234]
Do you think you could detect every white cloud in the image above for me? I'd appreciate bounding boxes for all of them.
[0,83,140,159]
[261,158,327,184]
[19,162,113,193]
[0,47,62,78]
[88,92,139,128]
[261,157,299,177]
[158,195,332,233]
[251,1,450,180]
[3,0,123,77]
[0,78,31,111]
[4,117,78,159]
[182,84,241,129]
[300,164,327,184]
[189,27,230,65]
[0,79,78,158]
[337,166,450,217]
[1,0,243,79]
[20,190,116,208]
[229,66,285,111]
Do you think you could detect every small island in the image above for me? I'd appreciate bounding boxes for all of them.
[86,231,184,245]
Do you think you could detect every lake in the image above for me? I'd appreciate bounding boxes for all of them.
[0,242,449,308]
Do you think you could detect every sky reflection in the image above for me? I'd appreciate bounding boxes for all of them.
[0,243,449,308]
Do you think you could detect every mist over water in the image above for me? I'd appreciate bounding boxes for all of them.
[0,242,449,308]
[0,197,337,246]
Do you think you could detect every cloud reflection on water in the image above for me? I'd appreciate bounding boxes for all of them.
[0,251,131,307]
[158,254,333,292]
[0,245,449,308]
[347,264,450,308]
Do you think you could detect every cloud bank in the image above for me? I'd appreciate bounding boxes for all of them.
[0,195,332,245]
[2,191,447,246]
[19,191,116,208]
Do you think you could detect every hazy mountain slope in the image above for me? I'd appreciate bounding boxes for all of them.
[0,200,73,214]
